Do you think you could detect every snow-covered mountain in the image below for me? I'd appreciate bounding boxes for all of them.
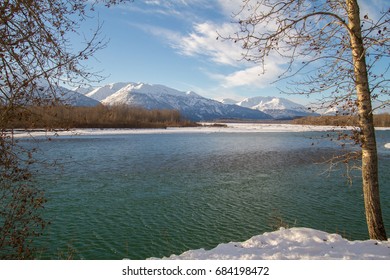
[58,87,101,107]
[31,83,100,107]
[323,106,350,116]
[72,86,96,96]
[82,82,272,121]
[322,100,390,115]
[3,79,100,107]
[83,82,130,101]
[222,96,318,119]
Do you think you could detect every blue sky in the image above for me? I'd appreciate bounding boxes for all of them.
[74,0,388,105]
[73,0,295,102]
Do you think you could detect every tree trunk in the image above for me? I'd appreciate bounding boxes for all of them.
[346,0,387,240]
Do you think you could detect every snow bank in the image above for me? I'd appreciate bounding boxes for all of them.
[157,228,390,260]
[12,123,367,138]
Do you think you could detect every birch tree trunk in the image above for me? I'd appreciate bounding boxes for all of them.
[346,0,387,240]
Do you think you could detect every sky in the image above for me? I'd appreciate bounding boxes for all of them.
[72,0,388,105]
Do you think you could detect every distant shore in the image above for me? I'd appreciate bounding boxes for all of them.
[12,122,390,139]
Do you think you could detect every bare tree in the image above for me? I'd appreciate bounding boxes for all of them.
[227,0,389,240]
[0,0,128,259]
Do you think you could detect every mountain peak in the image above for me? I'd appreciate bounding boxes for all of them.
[186,91,200,97]
[85,82,129,101]
[239,96,299,110]
[235,96,317,119]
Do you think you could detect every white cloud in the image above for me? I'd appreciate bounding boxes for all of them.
[131,20,244,67]
[174,22,243,66]
[212,64,283,89]
[141,0,215,18]
[121,0,209,20]
[144,0,161,5]
[127,0,286,92]
[128,22,183,43]
[170,19,286,90]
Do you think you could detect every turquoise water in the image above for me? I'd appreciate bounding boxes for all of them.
[21,130,390,259]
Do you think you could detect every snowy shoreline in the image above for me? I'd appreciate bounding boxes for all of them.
[12,123,390,138]
[153,227,390,260]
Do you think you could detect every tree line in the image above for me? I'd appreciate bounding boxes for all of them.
[292,114,390,127]
[5,105,196,129]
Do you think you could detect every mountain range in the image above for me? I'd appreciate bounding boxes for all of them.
[74,82,272,121]
[221,96,317,119]
[69,82,317,121]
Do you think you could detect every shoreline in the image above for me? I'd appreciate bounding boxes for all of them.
[11,123,390,138]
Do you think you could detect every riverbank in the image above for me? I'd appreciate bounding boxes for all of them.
[12,122,390,138]
[154,227,390,260]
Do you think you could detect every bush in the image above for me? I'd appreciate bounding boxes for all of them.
[0,132,47,259]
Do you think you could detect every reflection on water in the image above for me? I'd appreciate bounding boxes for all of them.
[20,131,390,259]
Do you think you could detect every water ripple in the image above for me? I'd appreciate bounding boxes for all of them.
[23,131,390,259]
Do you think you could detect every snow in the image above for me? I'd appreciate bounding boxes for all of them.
[136,83,186,97]
[238,96,308,112]
[12,122,390,138]
[85,83,273,121]
[85,82,129,101]
[186,91,201,97]
[155,227,390,260]
[323,106,352,116]
[82,82,322,120]
[95,82,187,105]
[231,96,318,119]
[12,123,366,138]
[72,86,95,95]
[59,88,100,107]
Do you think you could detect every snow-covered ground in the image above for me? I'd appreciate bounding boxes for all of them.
[155,227,390,260]
[12,122,369,138]
[11,123,390,149]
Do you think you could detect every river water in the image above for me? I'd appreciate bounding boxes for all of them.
[20,128,390,259]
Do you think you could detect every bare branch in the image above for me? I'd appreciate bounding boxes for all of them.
[226,0,389,240]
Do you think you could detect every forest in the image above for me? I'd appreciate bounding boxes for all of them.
[292,114,390,127]
[5,105,196,129]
